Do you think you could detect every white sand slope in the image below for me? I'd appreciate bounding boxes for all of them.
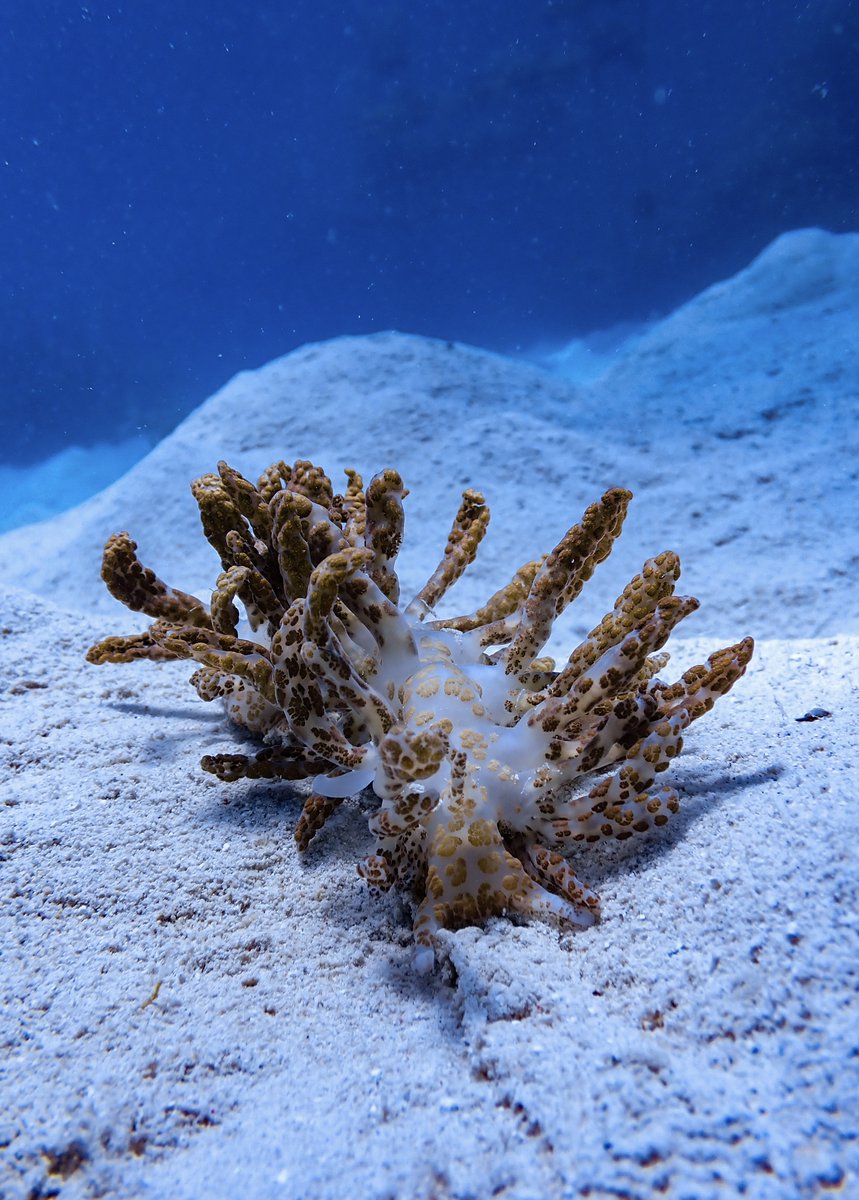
[1,228,857,1199]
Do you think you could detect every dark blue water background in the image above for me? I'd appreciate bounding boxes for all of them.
[2,1,857,464]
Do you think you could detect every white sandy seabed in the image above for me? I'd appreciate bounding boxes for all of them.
[1,228,857,1200]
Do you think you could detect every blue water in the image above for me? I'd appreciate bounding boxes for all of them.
[2,1,856,469]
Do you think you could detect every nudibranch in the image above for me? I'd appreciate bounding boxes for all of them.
[87,459,753,970]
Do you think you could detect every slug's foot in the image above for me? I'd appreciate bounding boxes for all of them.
[411,844,599,972]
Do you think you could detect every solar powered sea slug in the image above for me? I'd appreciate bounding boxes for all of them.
[87,459,753,971]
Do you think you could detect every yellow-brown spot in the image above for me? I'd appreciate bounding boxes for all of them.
[467,819,495,847]
[445,857,468,887]
[426,868,444,900]
[436,834,462,858]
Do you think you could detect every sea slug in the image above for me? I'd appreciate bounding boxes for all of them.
[87,458,753,970]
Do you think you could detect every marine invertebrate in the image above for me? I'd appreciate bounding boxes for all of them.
[87,459,753,970]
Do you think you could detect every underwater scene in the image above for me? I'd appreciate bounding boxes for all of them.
[1,4,857,1200]
[1,0,857,527]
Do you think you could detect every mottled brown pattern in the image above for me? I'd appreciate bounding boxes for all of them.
[95,532,208,627]
[87,456,753,969]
